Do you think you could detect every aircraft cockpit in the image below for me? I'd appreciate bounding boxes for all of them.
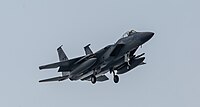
[122,30,136,38]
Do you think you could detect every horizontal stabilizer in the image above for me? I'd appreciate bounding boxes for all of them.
[39,75,69,82]
[39,61,64,70]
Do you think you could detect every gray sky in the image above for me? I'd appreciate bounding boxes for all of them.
[0,0,200,107]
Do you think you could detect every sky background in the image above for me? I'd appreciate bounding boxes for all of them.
[0,0,200,107]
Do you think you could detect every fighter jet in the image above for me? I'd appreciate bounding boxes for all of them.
[39,30,154,84]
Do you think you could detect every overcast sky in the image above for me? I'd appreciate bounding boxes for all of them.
[0,0,200,107]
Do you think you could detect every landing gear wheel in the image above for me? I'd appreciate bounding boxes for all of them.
[113,75,119,83]
[91,75,96,84]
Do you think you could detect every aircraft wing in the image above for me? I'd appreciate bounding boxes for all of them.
[39,75,69,82]
[39,56,84,70]
[110,44,125,56]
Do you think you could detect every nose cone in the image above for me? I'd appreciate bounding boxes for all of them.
[140,32,154,43]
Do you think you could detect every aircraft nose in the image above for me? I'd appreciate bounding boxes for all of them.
[145,32,154,40]
[148,32,154,37]
[141,32,154,42]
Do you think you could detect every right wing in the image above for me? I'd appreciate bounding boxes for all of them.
[39,56,84,70]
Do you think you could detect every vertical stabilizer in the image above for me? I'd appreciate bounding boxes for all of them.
[84,44,93,55]
[57,45,68,61]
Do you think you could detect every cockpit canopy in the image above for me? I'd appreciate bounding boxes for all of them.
[122,30,137,38]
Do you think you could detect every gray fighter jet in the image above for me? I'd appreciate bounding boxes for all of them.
[39,30,154,84]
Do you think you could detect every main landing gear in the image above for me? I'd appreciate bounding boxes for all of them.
[110,69,119,83]
[114,75,119,83]
[91,69,119,84]
[91,75,96,84]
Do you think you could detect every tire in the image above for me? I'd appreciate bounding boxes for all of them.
[113,75,119,83]
[91,75,96,84]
